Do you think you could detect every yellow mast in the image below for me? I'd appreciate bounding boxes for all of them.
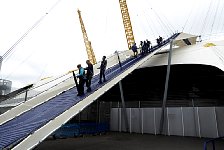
[77,9,97,64]
[119,0,135,49]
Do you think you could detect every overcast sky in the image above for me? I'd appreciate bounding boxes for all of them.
[0,0,224,88]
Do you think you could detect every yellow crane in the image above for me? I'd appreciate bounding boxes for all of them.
[119,0,135,49]
[77,9,97,65]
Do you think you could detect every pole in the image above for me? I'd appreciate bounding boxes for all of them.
[119,81,129,132]
[24,90,28,102]
[72,71,79,92]
[116,51,122,68]
[159,39,173,134]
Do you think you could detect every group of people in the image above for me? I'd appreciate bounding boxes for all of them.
[156,36,163,45]
[131,36,163,57]
[131,39,152,56]
[76,56,107,96]
[76,35,164,96]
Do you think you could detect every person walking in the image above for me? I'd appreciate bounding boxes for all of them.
[98,56,107,84]
[85,60,94,92]
[76,64,86,96]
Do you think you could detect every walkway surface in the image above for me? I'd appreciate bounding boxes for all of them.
[35,132,224,150]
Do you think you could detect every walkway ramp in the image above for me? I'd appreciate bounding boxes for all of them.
[0,33,179,150]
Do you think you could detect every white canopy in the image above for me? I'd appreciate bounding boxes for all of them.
[139,38,224,71]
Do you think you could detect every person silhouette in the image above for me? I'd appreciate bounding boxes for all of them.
[76,64,86,96]
[85,60,94,92]
[98,56,107,83]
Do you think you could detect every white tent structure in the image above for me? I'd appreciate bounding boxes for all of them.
[139,32,224,72]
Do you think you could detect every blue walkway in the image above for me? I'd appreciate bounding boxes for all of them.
[0,33,179,149]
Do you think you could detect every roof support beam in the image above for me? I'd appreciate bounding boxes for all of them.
[159,39,173,134]
[119,81,129,132]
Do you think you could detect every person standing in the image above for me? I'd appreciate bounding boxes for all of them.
[76,64,86,96]
[85,60,94,92]
[98,56,107,84]
[131,43,138,57]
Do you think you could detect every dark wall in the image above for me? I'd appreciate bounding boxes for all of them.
[98,64,224,107]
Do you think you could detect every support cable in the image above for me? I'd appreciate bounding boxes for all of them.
[142,10,158,38]
[188,1,204,34]
[200,0,213,36]
[216,1,224,33]
[137,11,154,39]
[150,7,175,34]
[182,3,195,32]
[221,3,224,33]
[150,8,173,36]
[2,0,62,62]
[209,0,221,37]
[143,10,160,38]
[143,0,174,35]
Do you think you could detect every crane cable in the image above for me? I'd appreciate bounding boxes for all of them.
[2,0,62,62]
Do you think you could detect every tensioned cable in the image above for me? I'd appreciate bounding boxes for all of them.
[221,23,224,33]
[216,1,224,33]
[160,12,175,33]
[139,10,156,39]
[2,15,45,62]
[187,1,201,34]
[221,2,224,33]
[143,10,160,39]
[4,52,34,79]
[151,8,172,37]
[2,0,62,62]
[139,0,159,38]
[209,0,221,38]
[143,0,174,35]
[200,0,213,36]
[182,2,196,32]
[148,5,175,34]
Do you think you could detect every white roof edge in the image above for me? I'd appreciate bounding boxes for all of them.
[174,32,199,41]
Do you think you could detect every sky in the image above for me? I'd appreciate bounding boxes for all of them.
[0,0,224,88]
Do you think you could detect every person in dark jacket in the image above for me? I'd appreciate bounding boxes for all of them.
[131,43,138,57]
[85,60,94,92]
[98,56,107,84]
[76,64,86,96]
